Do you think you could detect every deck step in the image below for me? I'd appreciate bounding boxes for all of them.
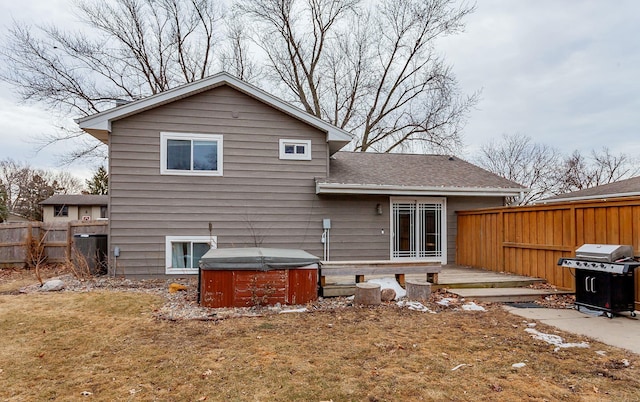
[447,287,574,303]
[433,278,545,290]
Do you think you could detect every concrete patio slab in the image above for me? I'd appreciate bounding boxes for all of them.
[504,306,640,355]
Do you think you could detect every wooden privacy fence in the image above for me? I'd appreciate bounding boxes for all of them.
[0,221,108,267]
[456,197,640,308]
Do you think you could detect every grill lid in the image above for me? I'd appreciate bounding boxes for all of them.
[574,244,633,262]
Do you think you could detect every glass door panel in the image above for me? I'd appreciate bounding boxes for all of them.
[393,200,443,259]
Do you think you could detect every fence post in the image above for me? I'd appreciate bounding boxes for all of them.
[498,210,504,272]
[67,221,73,262]
[25,223,32,268]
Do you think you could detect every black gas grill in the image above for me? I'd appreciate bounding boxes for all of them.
[558,244,639,318]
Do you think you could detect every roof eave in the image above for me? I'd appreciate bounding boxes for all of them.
[316,182,528,197]
[76,72,353,150]
[536,191,640,204]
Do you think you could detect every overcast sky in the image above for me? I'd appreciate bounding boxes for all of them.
[1,0,639,180]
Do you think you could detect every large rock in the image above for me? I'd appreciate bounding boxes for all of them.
[41,279,65,292]
[381,288,397,302]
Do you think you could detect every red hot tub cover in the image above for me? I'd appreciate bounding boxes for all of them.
[199,247,320,271]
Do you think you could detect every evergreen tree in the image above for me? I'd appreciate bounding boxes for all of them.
[86,166,108,195]
[0,184,8,222]
[13,174,56,221]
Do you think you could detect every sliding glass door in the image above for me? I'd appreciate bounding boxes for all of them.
[392,198,445,261]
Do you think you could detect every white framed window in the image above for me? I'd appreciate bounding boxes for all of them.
[165,236,217,274]
[279,139,311,160]
[54,205,69,217]
[160,132,223,176]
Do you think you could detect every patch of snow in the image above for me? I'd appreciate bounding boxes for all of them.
[462,302,486,311]
[622,359,630,367]
[596,350,607,356]
[41,279,65,292]
[437,298,453,306]
[527,323,537,327]
[278,307,307,314]
[397,300,435,313]
[451,363,467,371]
[525,328,589,350]
[512,363,526,369]
[367,277,406,300]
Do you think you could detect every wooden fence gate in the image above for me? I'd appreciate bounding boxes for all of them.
[0,221,108,267]
[456,197,640,309]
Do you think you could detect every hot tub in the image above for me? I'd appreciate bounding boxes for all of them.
[198,247,320,308]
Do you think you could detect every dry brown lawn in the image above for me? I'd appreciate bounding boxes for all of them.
[0,268,639,401]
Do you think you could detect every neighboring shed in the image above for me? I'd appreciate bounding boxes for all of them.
[40,195,108,223]
[4,213,31,223]
[540,175,640,204]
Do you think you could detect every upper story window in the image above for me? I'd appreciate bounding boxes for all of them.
[54,205,68,217]
[279,139,311,160]
[160,132,223,176]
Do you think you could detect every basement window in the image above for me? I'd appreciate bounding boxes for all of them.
[165,236,216,275]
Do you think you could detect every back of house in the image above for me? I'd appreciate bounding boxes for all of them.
[77,73,525,278]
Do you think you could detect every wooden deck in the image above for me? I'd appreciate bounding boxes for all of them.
[432,265,546,289]
[321,264,551,298]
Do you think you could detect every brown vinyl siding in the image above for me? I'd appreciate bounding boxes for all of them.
[108,86,378,276]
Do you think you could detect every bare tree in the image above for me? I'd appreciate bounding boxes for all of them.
[1,0,225,162]
[556,148,639,194]
[0,159,83,220]
[234,0,478,154]
[475,135,640,204]
[474,133,562,205]
[219,11,263,82]
[2,0,474,160]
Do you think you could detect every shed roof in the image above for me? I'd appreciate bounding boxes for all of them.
[76,72,352,155]
[316,152,527,197]
[40,194,108,206]
[539,175,640,203]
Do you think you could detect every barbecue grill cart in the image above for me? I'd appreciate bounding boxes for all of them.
[558,244,640,318]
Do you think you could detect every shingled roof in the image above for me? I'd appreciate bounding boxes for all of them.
[40,194,108,206]
[316,152,526,196]
[540,175,640,203]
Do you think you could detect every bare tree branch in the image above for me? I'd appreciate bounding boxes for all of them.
[0,0,225,164]
[235,0,475,154]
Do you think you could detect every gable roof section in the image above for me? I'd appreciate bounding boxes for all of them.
[76,72,352,154]
[316,152,527,197]
[539,175,640,204]
[40,194,108,206]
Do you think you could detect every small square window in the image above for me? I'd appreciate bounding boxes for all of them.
[54,205,68,217]
[279,139,311,160]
